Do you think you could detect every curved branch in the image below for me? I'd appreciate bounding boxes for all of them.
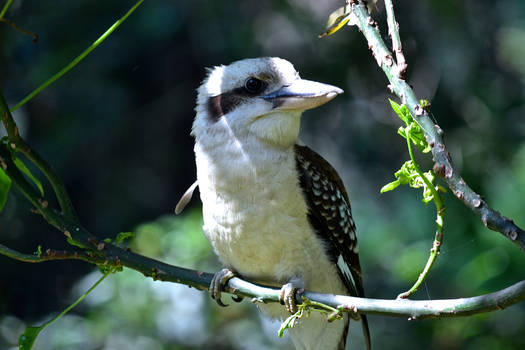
[1,94,78,220]
[348,1,525,251]
[0,243,107,264]
[2,236,523,319]
[227,278,525,319]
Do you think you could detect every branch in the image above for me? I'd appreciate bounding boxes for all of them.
[2,240,524,320]
[228,278,525,320]
[0,243,107,264]
[347,1,525,251]
[1,94,78,220]
[384,0,406,78]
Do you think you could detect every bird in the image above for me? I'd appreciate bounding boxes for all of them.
[187,57,370,350]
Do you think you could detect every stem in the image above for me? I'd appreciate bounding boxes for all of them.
[1,93,78,220]
[9,0,145,112]
[397,130,445,299]
[0,17,39,42]
[40,272,109,330]
[384,0,407,78]
[0,0,13,19]
[0,243,108,264]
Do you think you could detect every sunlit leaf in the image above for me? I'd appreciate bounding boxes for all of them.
[319,5,353,38]
[380,179,401,193]
[12,156,44,196]
[389,99,411,125]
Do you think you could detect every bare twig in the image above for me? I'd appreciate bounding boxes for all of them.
[348,1,525,251]
[0,18,38,42]
[384,0,406,78]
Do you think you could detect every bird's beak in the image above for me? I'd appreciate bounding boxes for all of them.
[261,79,343,111]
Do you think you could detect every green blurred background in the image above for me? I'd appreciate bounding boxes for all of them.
[1,0,524,349]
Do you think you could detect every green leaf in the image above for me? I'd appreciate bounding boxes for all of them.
[18,326,41,350]
[380,179,401,193]
[34,245,42,258]
[389,99,412,125]
[390,99,431,153]
[12,156,44,196]
[66,236,86,249]
[406,123,431,153]
[115,231,134,246]
[0,166,11,212]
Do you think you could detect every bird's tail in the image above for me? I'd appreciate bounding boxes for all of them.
[361,314,371,350]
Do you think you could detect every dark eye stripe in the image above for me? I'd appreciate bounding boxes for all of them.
[206,91,244,122]
[206,82,268,122]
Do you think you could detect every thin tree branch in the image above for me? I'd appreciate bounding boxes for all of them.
[228,278,525,319]
[1,94,78,220]
[0,18,38,42]
[0,243,107,264]
[384,0,406,78]
[348,1,525,251]
[2,238,524,320]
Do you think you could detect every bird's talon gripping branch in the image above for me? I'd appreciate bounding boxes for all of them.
[209,268,236,307]
[279,282,304,314]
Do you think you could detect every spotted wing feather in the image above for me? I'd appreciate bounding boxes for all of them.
[294,144,371,350]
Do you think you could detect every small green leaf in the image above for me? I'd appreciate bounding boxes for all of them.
[0,166,11,212]
[19,326,42,350]
[34,245,42,258]
[406,123,431,153]
[115,231,134,246]
[389,99,412,125]
[278,312,300,337]
[12,156,44,196]
[380,179,401,193]
[66,237,86,249]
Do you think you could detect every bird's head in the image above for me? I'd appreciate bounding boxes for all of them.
[192,57,343,149]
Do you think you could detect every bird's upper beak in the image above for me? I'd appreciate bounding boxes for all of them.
[261,79,343,111]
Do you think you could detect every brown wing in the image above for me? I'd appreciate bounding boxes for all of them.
[294,144,371,350]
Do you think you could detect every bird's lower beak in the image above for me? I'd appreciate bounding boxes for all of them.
[261,79,343,111]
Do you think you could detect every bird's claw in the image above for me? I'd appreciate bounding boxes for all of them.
[231,295,244,303]
[209,268,236,307]
[279,282,303,314]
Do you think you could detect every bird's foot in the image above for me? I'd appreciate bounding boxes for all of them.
[209,268,236,307]
[279,280,304,314]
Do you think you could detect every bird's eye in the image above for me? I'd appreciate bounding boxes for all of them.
[244,77,264,94]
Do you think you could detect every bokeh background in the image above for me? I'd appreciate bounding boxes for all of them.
[1,0,525,349]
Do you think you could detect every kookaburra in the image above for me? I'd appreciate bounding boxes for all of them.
[185,57,370,350]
